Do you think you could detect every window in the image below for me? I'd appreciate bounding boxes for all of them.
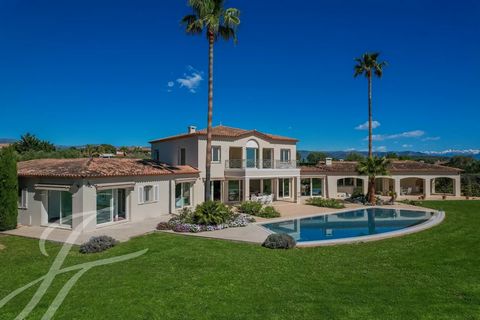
[263,179,272,194]
[312,178,322,196]
[138,185,159,204]
[97,189,127,225]
[278,178,290,198]
[301,179,311,196]
[175,182,191,208]
[211,180,222,201]
[228,180,243,202]
[212,146,221,163]
[18,188,28,209]
[178,148,186,165]
[154,150,159,161]
[280,149,291,162]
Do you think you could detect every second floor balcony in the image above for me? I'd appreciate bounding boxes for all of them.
[225,159,297,170]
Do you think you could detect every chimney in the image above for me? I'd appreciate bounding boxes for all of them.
[187,125,196,134]
[325,157,333,166]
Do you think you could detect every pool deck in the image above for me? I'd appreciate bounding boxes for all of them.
[1,201,441,246]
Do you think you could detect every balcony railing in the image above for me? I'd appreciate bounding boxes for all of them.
[225,159,297,169]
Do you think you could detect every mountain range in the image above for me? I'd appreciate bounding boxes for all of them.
[298,150,480,161]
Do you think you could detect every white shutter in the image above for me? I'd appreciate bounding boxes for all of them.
[138,186,144,204]
[154,185,159,202]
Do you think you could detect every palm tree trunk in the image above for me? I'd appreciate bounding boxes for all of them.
[204,31,214,201]
[368,72,373,159]
[369,177,376,204]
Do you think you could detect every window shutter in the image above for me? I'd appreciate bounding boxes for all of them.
[154,185,159,202]
[138,186,144,204]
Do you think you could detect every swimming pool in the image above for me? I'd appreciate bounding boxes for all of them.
[261,208,440,245]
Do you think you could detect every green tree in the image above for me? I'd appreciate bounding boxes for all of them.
[13,133,55,153]
[182,0,240,201]
[357,156,390,204]
[306,152,327,164]
[345,152,365,161]
[353,53,387,158]
[385,152,398,159]
[0,146,18,230]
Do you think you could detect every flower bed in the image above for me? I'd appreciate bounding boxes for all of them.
[157,212,255,233]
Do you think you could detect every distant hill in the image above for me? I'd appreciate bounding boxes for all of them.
[0,138,16,144]
[298,150,480,161]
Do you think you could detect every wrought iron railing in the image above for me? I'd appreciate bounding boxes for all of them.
[225,159,297,169]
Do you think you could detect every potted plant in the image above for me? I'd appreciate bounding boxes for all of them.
[442,194,447,200]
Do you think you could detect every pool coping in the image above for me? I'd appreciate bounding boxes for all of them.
[256,207,445,247]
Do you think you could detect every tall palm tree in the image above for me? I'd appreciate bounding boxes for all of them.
[353,52,387,158]
[182,0,240,201]
[357,156,390,204]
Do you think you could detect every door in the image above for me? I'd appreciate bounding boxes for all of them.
[47,190,72,227]
[211,181,222,201]
[278,178,291,198]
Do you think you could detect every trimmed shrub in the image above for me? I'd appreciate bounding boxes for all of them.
[257,206,280,218]
[156,222,171,230]
[0,147,18,231]
[306,197,345,209]
[79,236,118,254]
[238,201,263,216]
[193,200,233,225]
[262,233,296,249]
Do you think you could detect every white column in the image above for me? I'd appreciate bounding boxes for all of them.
[424,178,431,198]
[431,178,436,194]
[362,177,369,195]
[295,176,301,203]
[244,178,250,201]
[454,176,461,197]
[394,177,401,197]
[327,176,337,198]
[170,180,176,213]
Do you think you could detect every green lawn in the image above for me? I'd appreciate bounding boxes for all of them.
[1,201,480,319]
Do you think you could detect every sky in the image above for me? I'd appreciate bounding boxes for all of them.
[0,0,479,153]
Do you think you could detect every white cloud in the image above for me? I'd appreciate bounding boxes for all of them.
[368,130,425,141]
[167,81,174,87]
[355,121,380,130]
[421,136,440,141]
[177,72,203,93]
[402,144,413,148]
[375,146,387,152]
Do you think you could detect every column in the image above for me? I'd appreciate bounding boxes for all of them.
[362,177,368,195]
[243,178,250,201]
[394,178,401,197]
[454,176,461,197]
[327,176,337,198]
[424,178,431,199]
[169,180,176,214]
[295,176,301,203]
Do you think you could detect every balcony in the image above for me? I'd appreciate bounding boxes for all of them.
[225,159,297,169]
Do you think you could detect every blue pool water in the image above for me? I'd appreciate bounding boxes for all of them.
[262,208,434,243]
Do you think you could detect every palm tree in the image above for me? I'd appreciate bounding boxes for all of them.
[353,52,387,158]
[182,0,240,201]
[357,156,390,204]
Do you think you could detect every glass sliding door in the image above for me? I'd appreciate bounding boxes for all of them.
[301,178,311,196]
[96,189,127,225]
[262,149,273,168]
[47,190,72,227]
[312,178,322,196]
[278,178,291,198]
[263,179,272,195]
[228,180,243,202]
[175,182,192,209]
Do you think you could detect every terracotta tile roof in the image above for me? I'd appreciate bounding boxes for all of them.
[301,160,462,175]
[149,125,298,143]
[18,158,199,178]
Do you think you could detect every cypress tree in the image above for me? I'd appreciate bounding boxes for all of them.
[0,146,18,231]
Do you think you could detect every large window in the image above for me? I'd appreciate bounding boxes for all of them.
[211,181,222,201]
[280,149,291,162]
[47,190,72,227]
[96,189,127,225]
[312,178,322,196]
[18,188,28,209]
[212,146,221,163]
[301,179,311,196]
[175,182,191,208]
[228,180,243,202]
[246,148,258,168]
[301,178,323,197]
[263,179,272,195]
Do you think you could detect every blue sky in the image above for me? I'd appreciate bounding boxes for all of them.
[0,0,479,153]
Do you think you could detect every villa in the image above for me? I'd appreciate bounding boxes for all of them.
[15,125,462,233]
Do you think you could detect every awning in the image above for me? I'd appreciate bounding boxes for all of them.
[34,184,72,191]
[94,182,135,191]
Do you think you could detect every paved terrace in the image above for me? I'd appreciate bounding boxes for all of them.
[0,201,445,245]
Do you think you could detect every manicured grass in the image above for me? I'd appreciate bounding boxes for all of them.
[1,201,480,319]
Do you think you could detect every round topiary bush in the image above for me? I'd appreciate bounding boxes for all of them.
[262,233,296,249]
[79,235,118,254]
